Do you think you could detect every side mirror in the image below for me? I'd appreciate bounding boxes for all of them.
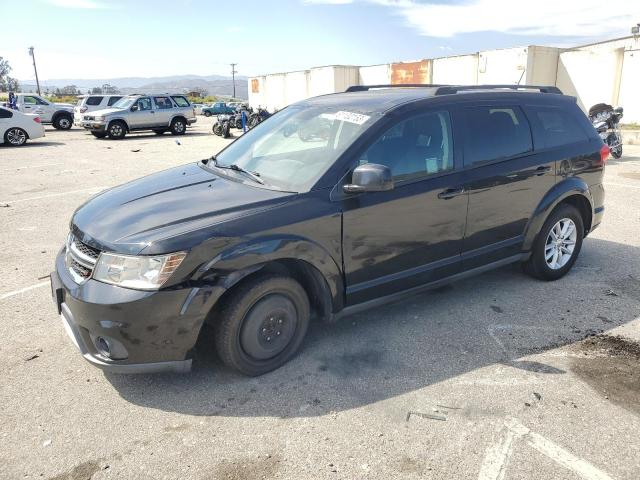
[130,105,138,112]
[343,163,394,194]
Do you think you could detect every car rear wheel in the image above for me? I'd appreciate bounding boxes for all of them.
[204,111,212,117]
[53,114,72,130]
[170,118,186,135]
[214,275,310,376]
[4,127,28,146]
[107,121,126,140]
[524,204,584,281]
[91,131,107,139]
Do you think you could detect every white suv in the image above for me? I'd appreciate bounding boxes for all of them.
[74,95,123,126]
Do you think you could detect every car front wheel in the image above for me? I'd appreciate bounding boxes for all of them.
[107,121,126,140]
[524,204,584,281]
[53,114,72,130]
[4,127,28,146]
[214,275,310,376]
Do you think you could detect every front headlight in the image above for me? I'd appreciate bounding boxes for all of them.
[93,252,186,290]
[94,116,105,122]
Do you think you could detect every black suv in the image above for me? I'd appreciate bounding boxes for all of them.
[51,84,608,376]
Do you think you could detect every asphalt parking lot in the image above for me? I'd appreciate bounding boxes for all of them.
[1,118,639,480]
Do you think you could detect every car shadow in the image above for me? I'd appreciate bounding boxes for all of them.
[2,141,66,148]
[89,131,215,141]
[105,237,640,418]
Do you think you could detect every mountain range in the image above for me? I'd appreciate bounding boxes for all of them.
[18,74,249,99]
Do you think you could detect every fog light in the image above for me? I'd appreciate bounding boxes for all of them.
[95,336,111,358]
[90,334,129,360]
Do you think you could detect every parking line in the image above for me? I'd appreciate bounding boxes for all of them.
[0,281,49,301]
[1,186,107,205]
[604,182,640,190]
[0,162,63,173]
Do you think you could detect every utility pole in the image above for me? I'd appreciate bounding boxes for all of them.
[28,47,41,96]
[230,63,237,99]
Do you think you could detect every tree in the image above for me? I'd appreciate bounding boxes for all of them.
[0,56,19,92]
[101,84,119,94]
[91,86,103,94]
[60,85,80,95]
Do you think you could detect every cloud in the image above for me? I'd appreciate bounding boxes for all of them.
[46,0,105,8]
[309,0,640,38]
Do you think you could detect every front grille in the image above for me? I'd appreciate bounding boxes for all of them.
[84,115,94,121]
[70,258,92,279]
[74,239,100,260]
[66,233,101,284]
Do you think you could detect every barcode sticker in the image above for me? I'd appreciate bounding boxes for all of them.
[334,111,370,125]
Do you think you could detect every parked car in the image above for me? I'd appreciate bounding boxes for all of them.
[12,93,74,130]
[74,94,123,126]
[80,94,196,139]
[202,102,235,116]
[192,103,206,115]
[0,105,45,146]
[51,84,606,376]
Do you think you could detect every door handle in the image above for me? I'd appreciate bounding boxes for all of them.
[535,166,551,176]
[438,187,465,200]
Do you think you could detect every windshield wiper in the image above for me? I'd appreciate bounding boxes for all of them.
[205,156,264,185]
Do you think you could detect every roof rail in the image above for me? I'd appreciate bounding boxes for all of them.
[434,84,563,95]
[345,84,446,92]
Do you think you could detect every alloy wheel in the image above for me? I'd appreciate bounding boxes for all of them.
[7,128,27,145]
[544,218,577,270]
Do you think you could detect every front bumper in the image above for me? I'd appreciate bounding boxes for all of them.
[51,249,223,374]
[82,122,106,132]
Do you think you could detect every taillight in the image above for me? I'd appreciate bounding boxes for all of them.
[600,144,610,164]
[80,106,88,113]
[33,117,41,123]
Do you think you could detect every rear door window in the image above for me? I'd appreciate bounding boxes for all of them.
[107,96,123,107]
[525,105,589,148]
[460,106,532,167]
[171,96,190,107]
[153,96,174,109]
[86,96,103,106]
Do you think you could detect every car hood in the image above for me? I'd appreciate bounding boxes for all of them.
[54,103,74,110]
[71,163,294,255]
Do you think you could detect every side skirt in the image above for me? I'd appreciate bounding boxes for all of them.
[332,253,526,321]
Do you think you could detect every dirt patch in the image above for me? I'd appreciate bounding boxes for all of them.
[47,459,103,480]
[211,454,281,480]
[571,335,640,415]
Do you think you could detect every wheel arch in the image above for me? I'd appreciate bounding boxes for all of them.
[522,177,594,252]
[51,110,72,123]
[107,118,129,132]
[198,236,344,324]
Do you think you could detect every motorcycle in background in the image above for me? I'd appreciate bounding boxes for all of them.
[248,107,272,128]
[212,114,232,138]
[589,103,623,159]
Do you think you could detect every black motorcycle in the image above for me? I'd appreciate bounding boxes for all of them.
[212,114,232,138]
[248,107,272,128]
[589,103,623,159]
[231,106,253,130]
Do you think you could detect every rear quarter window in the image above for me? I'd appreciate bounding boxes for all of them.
[459,106,533,167]
[171,96,190,107]
[0,108,13,119]
[86,96,103,106]
[525,105,590,149]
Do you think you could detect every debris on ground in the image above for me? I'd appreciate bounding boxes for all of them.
[0,203,10,208]
[604,289,619,297]
[131,149,141,153]
[406,411,447,422]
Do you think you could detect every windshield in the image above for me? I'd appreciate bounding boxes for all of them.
[111,97,136,109]
[212,106,375,192]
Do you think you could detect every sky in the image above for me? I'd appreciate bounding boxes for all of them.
[1,0,639,84]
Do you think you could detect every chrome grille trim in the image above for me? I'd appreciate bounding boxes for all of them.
[66,233,101,284]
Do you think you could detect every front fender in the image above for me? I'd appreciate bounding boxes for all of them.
[522,177,594,252]
[195,234,343,310]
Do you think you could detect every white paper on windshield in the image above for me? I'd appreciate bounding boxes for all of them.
[334,111,370,125]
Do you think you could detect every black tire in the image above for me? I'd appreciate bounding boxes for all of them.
[91,131,107,139]
[248,115,260,128]
[222,121,231,138]
[53,114,72,130]
[107,120,127,140]
[153,129,167,135]
[204,111,212,117]
[523,204,584,281]
[4,127,28,146]
[235,119,243,129]
[170,118,186,135]
[611,145,622,159]
[214,275,310,376]
[212,122,222,136]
